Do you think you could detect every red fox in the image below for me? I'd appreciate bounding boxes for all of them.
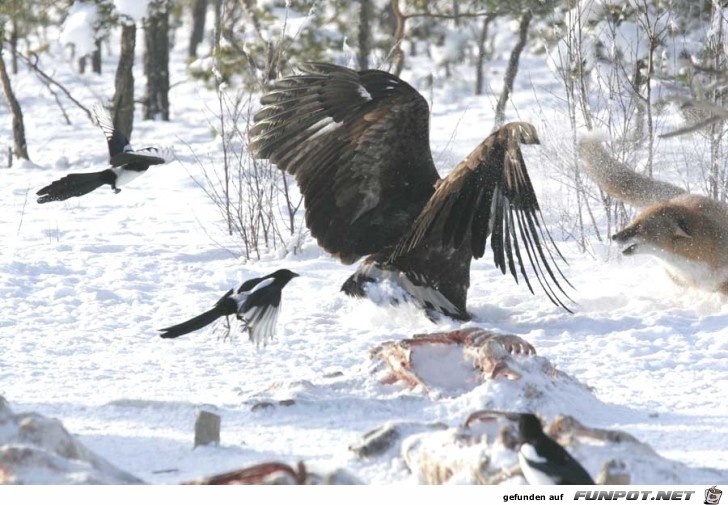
[578,135,728,295]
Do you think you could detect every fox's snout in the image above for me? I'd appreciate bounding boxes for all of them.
[611,223,643,256]
[611,225,638,243]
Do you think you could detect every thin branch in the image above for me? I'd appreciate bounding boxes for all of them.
[12,49,94,122]
[403,9,509,20]
[660,113,728,138]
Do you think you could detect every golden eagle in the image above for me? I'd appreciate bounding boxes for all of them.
[250,63,572,320]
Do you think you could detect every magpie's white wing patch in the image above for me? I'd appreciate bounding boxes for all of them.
[242,277,275,295]
[239,303,280,346]
[112,166,146,187]
[154,146,176,163]
[132,146,176,163]
[519,445,556,485]
[92,103,133,160]
[520,443,546,463]
[92,103,116,143]
[235,277,280,346]
[110,147,174,168]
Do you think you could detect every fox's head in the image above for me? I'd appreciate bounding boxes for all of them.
[611,204,693,257]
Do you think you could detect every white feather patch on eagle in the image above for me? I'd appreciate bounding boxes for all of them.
[305,116,342,141]
[357,84,372,101]
[358,262,460,316]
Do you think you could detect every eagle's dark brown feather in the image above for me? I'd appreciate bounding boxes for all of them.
[392,122,573,312]
[250,63,439,264]
[250,63,572,318]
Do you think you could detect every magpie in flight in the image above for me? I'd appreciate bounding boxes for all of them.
[250,63,573,321]
[517,413,594,485]
[36,104,174,204]
[158,269,299,346]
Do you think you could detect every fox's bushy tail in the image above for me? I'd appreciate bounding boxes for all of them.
[578,134,685,208]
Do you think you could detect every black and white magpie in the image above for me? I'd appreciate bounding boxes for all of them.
[158,269,299,345]
[36,104,174,204]
[517,413,595,485]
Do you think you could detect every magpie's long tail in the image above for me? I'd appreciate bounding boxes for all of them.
[158,307,227,339]
[37,170,114,204]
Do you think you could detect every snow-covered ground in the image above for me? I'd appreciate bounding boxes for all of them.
[1,17,727,485]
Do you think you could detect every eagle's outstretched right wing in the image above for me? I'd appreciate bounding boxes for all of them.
[393,122,574,312]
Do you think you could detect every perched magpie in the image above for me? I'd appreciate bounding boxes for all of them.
[158,269,299,345]
[36,104,174,204]
[517,413,595,485]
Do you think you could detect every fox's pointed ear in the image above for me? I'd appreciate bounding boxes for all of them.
[673,219,692,239]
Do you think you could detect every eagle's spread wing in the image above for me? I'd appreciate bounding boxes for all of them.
[249,62,440,264]
[92,104,131,162]
[393,122,573,311]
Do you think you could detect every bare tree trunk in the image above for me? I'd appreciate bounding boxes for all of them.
[78,55,87,74]
[113,23,136,140]
[212,0,222,50]
[143,1,170,121]
[0,33,29,161]
[189,0,208,58]
[92,38,102,74]
[630,60,646,145]
[475,14,493,95]
[709,122,723,200]
[10,16,18,75]
[390,0,405,76]
[709,7,727,201]
[494,10,532,128]
[358,0,371,70]
[644,40,656,178]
